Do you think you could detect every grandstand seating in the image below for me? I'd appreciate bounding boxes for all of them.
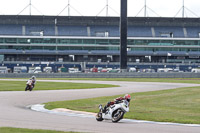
[1,24,200,38]
[90,25,119,37]
[154,26,184,38]
[185,26,200,38]
[128,51,153,56]
[25,50,56,54]
[90,50,119,55]
[0,49,90,55]
[188,51,200,56]
[58,50,89,55]
[155,51,187,56]
[0,24,22,35]
[25,25,55,36]
[0,49,23,54]
[128,26,152,37]
[57,25,87,36]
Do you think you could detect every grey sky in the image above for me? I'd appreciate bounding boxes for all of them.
[0,0,199,17]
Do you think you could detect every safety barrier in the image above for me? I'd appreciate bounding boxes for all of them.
[0,72,199,78]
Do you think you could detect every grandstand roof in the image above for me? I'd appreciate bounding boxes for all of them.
[0,15,200,26]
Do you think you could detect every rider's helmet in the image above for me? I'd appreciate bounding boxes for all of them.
[124,94,131,102]
[31,75,36,80]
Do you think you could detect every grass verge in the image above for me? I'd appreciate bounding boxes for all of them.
[0,81,118,91]
[39,78,200,84]
[0,127,78,133]
[45,86,200,124]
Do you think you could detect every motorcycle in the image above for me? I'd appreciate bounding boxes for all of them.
[96,100,129,123]
[25,79,34,91]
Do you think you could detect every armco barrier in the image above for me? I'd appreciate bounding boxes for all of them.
[0,72,199,78]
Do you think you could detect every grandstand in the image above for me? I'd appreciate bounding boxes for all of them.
[1,15,200,72]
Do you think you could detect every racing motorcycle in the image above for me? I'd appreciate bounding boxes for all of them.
[96,100,129,123]
[25,79,33,91]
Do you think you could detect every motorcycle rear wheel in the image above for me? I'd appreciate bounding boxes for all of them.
[112,109,124,123]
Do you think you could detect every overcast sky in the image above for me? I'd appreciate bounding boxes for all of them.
[0,0,200,17]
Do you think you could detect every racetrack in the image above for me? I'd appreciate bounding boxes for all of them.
[0,79,200,133]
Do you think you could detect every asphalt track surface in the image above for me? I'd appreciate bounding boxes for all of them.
[0,79,200,133]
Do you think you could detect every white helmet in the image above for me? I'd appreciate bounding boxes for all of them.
[31,76,36,79]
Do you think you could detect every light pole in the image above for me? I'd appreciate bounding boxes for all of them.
[120,0,128,72]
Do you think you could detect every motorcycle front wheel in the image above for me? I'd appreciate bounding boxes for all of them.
[25,85,29,91]
[112,109,124,123]
[96,112,103,121]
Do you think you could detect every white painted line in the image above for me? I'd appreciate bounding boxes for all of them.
[122,119,200,127]
[30,104,200,127]
[31,104,94,118]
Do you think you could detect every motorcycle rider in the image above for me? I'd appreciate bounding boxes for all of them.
[29,76,36,88]
[103,94,131,113]
[25,76,36,91]
[30,76,36,88]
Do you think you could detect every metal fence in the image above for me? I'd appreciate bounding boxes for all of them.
[0,72,199,78]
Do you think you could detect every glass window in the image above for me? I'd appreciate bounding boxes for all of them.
[69,39,82,44]
[109,47,119,50]
[184,40,198,46]
[21,46,31,50]
[134,40,148,45]
[18,38,29,44]
[31,46,43,50]
[57,46,69,50]
[43,38,56,44]
[57,39,70,44]
[31,38,43,44]
[0,46,7,49]
[13,46,24,50]
[83,39,95,44]
[109,39,119,45]
[96,39,109,45]
[147,40,159,44]
[43,46,56,50]
[174,40,185,45]
[160,40,174,44]
[5,38,17,44]
[127,40,135,45]
[0,38,4,43]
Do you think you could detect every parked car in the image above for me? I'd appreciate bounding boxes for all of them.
[157,68,173,72]
[34,67,42,73]
[68,68,80,73]
[191,68,200,73]
[129,67,136,72]
[28,67,42,73]
[91,67,98,72]
[109,69,120,73]
[58,67,67,73]
[43,67,53,73]
[13,66,27,73]
[0,66,8,73]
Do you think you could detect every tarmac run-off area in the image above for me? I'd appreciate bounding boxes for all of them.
[0,79,200,133]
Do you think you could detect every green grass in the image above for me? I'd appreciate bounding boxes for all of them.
[45,86,200,124]
[0,81,118,91]
[3,77,200,84]
[0,127,78,133]
[39,78,200,84]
